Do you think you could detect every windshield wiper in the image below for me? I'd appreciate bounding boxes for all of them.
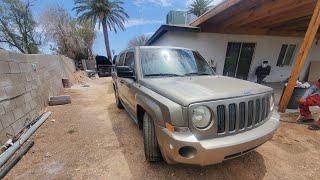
[184,72,212,76]
[144,73,184,77]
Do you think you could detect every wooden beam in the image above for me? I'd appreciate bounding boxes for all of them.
[219,0,313,30]
[279,0,320,112]
[242,3,314,28]
[191,0,242,27]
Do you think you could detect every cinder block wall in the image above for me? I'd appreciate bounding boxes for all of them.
[0,50,76,144]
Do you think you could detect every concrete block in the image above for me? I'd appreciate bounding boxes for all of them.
[28,109,38,121]
[13,106,25,120]
[23,103,31,114]
[0,61,10,74]
[24,92,32,102]
[29,100,37,110]
[14,95,25,107]
[0,50,10,62]
[0,87,7,101]
[8,62,20,73]
[0,74,9,87]
[0,126,14,144]
[0,105,5,116]
[0,100,16,112]
[25,83,32,91]
[19,63,32,73]
[4,84,25,98]
[1,74,21,87]
[25,72,33,82]
[9,52,27,62]
[30,89,37,98]
[11,116,28,134]
[0,112,14,129]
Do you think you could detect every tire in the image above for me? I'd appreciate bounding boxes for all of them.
[114,86,123,109]
[143,113,162,162]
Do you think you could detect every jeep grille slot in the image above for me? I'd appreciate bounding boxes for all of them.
[261,98,266,122]
[248,101,254,127]
[228,104,236,131]
[239,102,246,129]
[215,95,271,135]
[255,99,261,123]
[217,105,225,133]
[266,97,270,119]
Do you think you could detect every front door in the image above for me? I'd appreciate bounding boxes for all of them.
[121,51,136,114]
[223,42,256,80]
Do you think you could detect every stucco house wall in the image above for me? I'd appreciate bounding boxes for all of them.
[150,31,320,83]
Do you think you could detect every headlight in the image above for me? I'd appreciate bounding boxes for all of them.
[269,94,275,111]
[191,106,212,129]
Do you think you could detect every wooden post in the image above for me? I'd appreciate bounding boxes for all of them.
[279,0,320,112]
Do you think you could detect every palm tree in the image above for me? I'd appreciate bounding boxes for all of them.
[73,0,128,60]
[188,0,213,17]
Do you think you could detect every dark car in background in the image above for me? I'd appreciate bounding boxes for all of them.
[96,55,114,77]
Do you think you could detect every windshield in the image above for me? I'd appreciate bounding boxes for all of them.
[140,48,214,77]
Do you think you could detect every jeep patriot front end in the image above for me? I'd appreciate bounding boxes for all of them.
[112,46,280,166]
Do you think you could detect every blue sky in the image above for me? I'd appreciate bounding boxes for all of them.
[31,0,223,56]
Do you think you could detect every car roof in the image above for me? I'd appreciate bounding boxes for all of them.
[138,46,193,51]
[117,46,195,56]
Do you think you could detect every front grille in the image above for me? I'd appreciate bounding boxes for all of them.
[229,104,236,131]
[217,105,225,133]
[216,95,271,135]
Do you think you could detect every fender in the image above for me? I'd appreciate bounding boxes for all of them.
[136,93,165,127]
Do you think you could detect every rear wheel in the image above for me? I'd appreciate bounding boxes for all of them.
[143,113,162,162]
[114,86,123,109]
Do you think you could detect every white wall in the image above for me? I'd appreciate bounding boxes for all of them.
[151,31,320,82]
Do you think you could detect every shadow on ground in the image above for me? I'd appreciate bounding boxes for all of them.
[106,102,267,180]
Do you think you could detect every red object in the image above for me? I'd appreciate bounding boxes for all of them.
[299,94,320,124]
[316,79,320,88]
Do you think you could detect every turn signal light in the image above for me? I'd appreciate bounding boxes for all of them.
[165,123,175,132]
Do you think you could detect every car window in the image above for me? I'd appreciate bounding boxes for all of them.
[124,52,135,69]
[117,53,126,66]
[140,48,214,77]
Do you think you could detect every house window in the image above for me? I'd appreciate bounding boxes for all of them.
[276,44,296,66]
[223,42,256,80]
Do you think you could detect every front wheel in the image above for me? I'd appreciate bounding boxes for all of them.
[143,113,162,162]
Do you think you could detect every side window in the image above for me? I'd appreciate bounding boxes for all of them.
[124,52,135,69]
[117,53,126,66]
[276,44,296,66]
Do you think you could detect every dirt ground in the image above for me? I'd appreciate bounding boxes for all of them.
[5,77,320,179]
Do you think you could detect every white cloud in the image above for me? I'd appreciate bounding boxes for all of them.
[145,31,155,36]
[134,0,173,7]
[94,18,163,32]
[124,18,163,28]
[186,0,225,6]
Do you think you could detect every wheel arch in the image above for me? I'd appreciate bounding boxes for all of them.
[136,94,165,130]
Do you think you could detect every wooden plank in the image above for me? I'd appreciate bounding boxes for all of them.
[256,4,314,28]
[279,0,320,112]
[238,0,315,28]
[219,0,313,30]
[191,0,242,27]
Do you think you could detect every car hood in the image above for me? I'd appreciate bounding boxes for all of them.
[140,76,273,106]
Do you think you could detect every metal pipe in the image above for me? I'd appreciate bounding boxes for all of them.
[0,140,34,178]
[0,112,52,167]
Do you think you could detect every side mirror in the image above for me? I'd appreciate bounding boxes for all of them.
[116,66,135,79]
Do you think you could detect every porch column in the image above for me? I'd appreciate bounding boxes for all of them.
[279,0,320,112]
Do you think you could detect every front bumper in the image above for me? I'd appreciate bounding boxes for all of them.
[155,112,280,166]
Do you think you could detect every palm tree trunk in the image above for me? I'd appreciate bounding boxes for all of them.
[101,19,113,61]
